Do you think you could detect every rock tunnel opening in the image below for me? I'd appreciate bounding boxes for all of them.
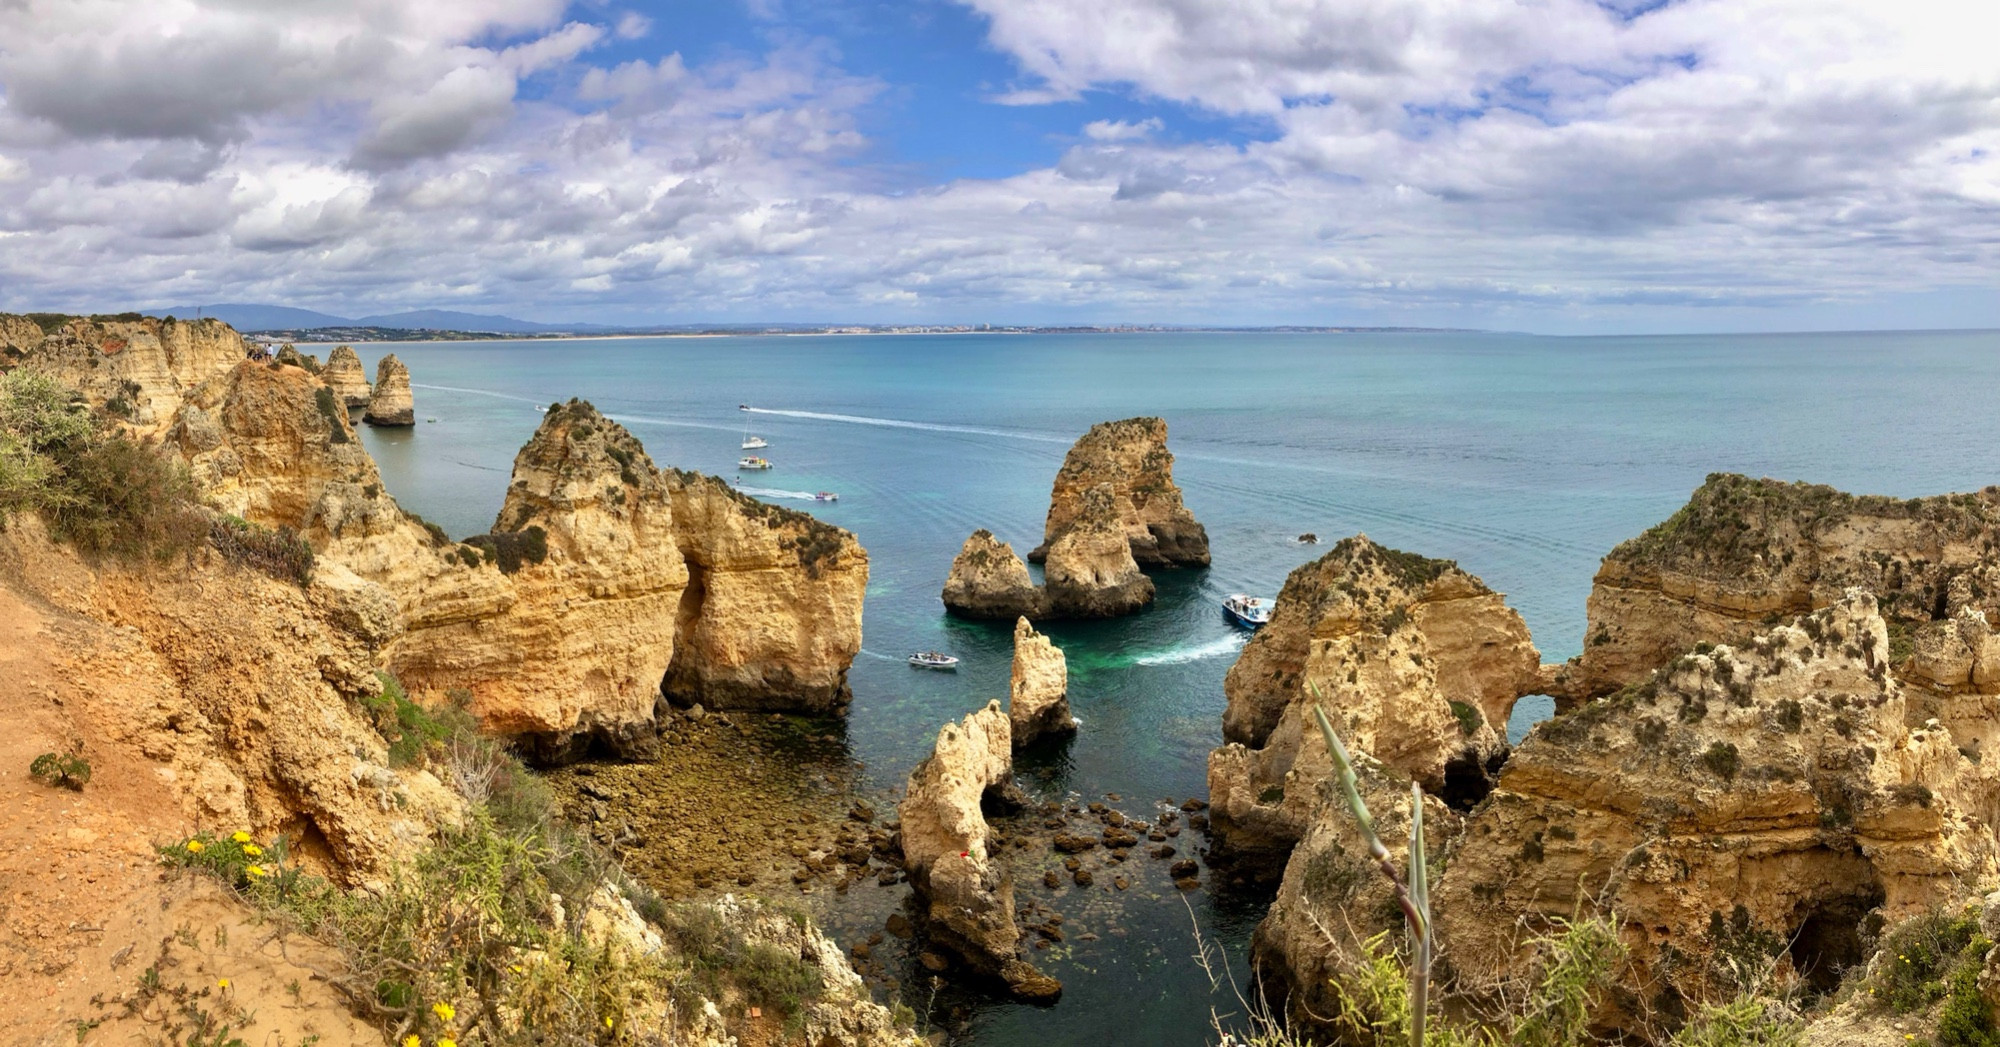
[1437,745,1507,812]
[1788,881,1886,996]
[658,558,709,707]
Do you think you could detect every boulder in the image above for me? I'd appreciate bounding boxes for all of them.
[322,345,372,408]
[660,469,867,713]
[941,530,1046,620]
[898,701,1057,1002]
[1433,590,1999,1026]
[1009,617,1075,747]
[1042,484,1154,618]
[1207,534,1540,868]
[363,353,415,426]
[1028,416,1208,567]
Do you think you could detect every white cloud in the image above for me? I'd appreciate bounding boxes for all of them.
[1083,118,1161,142]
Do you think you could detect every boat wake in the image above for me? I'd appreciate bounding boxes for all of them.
[1130,633,1246,667]
[740,407,1067,444]
[857,648,902,662]
[736,486,825,502]
[412,382,545,405]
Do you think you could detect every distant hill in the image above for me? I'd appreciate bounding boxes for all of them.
[155,303,583,334]
[351,309,604,334]
[156,303,357,330]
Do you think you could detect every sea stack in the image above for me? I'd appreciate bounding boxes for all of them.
[898,701,1059,1003]
[363,352,415,426]
[322,344,372,408]
[1040,483,1154,617]
[1029,416,1208,567]
[1009,617,1074,747]
[941,530,1046,620]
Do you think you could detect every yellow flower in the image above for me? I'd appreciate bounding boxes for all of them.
[232,831,252,844]
[185,840,204,854]
[218,978,230,990]
[433,1001,456,1022]
[245,864,266,878]
[243,843,263,857]
[605,1016,615,1028]
[439,1040,458,1047]
[403,1037,420,1047]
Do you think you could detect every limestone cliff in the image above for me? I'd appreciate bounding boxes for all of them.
[363,353,415,426]
[661,469,867,713]
[1042,483,1155,617]
[391,401,689,759]
[1207,534,1541,867]
[898,701,1058,1002]
[941,530,1046,620]
[1028,416,1208,567]
[1010,617,1075,747]
[1564,473,2000,711]
[0,313,245,428]
[1434,590,1998,1021]
[321,345,371,408]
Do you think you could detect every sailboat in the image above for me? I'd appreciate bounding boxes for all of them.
[741,434,768,449]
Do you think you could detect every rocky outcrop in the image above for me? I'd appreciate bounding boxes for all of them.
[898,701,1058,1002]
[1010,617,1074,747]
[363,352,415,426]
[1028,416,1208,567]
[660,469,867,713]
[1041,484,1155,617]
[1562,474,2000,710]
[321,345,371,408]
[391,401,689,759]
[0,313,245,428]
[941,530,1046,619]
[1433,591,1998,1023]
[1207,535,1542,867]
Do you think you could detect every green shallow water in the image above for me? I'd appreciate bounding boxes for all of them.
[352,328,2000,1045]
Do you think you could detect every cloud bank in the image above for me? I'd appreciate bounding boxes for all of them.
[0,0,1993,331]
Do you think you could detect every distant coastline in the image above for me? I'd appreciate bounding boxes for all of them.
[249,323,1482,343]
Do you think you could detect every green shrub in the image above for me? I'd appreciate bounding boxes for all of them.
[1448,700,1482,736]
[462,525,549,574]
[1669,994,1805,1046]
[209,515,314,586]
[28,750,90,790]
[1870,909,1985,1014]
[313,386,350,444]
[359,672,474,768]
[1701,742,1740,781]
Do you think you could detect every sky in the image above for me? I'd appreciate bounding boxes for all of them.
[0,0,1994,334]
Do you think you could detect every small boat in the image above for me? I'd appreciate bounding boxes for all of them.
[908,651,959,670]
[737,456,772,470]
[1223,594,1273,628]
[814,491,839,502]
[738,403,749,410]
[742,435,768,449]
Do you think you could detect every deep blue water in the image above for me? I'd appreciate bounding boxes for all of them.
[354,329,2000,1045]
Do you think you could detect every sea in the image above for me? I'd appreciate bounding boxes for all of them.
[352,329,2000,1045]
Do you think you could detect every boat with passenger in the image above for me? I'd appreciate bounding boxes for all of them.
[1222,593,1273,628]
[908,651,959,670]
[737,456,772,470]
[814,491,839,502]
[742,435,768,449]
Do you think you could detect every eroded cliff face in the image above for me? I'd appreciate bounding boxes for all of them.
[941,530,1045,620]
[0,313,245,428]
[1010,617,1074,747]
[1564,474,2000,712]
[363,353,415,426]
[1207,534,1541,867]
[321,345,371,408]
[1028,416,1208,567]
[897,701,1058,1002]
[391,401,689,759]
[1434,591,1999,1023]
[661,469,867,714]
[1042,483,1155,618]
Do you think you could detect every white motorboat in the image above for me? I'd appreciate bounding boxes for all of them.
[814,491,839,502]
[908,651,959,670]
[737,456,772,470]
[742,435,768,449]
[1222,593,1273,628]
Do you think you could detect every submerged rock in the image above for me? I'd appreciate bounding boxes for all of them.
[1010,617,1075,747]
[1028,416,1209,567]
[321,344,371,408]
[363,353,415,426]
[1042,484,1155,618]
[941,530,1046,620]
[898,701,1058,1003]
[1207,534,1540,868]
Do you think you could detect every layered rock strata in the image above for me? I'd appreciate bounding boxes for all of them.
[1207,534,1542,867]
[660,469,867,713]
[1028,416,1209,566]
[1433,591,1998,1022]
[1009,617,1075,747]
[363,352,415,426]
[898,701,1058,1002]
[1561,473,2000,710]
[0,313,245,428]
[941,531,1045,619]
[321,345,371,408]
[1041,483,1155,617]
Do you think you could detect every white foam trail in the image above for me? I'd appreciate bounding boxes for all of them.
[1131,633,1247,667]
[602,412,743,434]
[413,382,544,404]
[857,648,901,662]
[741,407,1067,444]
[736,486,824,502]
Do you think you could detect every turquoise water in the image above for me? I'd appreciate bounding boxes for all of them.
[355,329,2000,1044]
